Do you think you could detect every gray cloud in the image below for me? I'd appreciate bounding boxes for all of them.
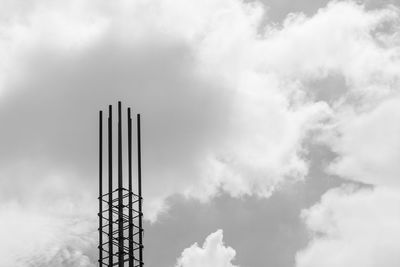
[0,0,332,224]
[2,0,400,266]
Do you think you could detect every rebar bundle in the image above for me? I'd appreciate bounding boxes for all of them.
[98,102,144,267]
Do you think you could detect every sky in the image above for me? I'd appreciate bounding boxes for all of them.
[0,0,400,266]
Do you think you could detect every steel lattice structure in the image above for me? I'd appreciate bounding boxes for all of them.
[98,102,144,267]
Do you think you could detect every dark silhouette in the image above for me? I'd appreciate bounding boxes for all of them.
[98,102,144,267]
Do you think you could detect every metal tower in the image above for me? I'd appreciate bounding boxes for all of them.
[98,101,144,267]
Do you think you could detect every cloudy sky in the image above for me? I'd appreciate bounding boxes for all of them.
[1,0,400,266]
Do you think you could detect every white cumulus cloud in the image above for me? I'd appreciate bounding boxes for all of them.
[0,201,96,267]
[290,2,400,267]
[327,96,400,187]
[175,230,239,267]
[0,0,334,221]
[296,186,400,267]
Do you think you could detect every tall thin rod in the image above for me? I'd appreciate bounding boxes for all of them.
[137,114,143,267]
[99,111,103,267]
[108,105,113,267]
[128,108,134,267]
[118,102,124,266]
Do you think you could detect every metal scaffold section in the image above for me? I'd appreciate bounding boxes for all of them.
[98,101,144,267]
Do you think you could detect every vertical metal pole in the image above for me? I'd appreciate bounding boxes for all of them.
[128,108,134,267]
[118,102,124,266]
[108,105,113,267]
[137,114,144,267]
[99,111,103,266]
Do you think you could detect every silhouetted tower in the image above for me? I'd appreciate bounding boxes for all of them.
[98,101,144,267]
